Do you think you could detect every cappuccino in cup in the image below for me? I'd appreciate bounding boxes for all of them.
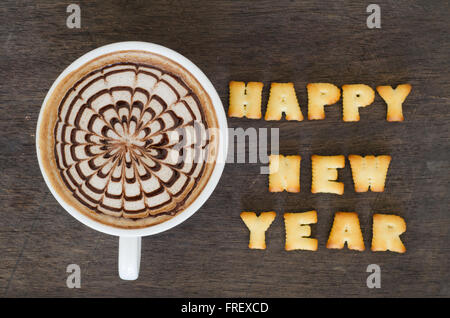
[38,50,220,229]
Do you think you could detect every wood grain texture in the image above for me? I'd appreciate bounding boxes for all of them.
[0,0,449,297]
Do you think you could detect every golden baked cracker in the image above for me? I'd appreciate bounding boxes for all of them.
[284,211,318,251]
[311,155,345,194]
[372,214,406,253]
[342,84,375,121]
[265,83,304,121]
[326,212,365,251]
[228,81,264,119]
[269,154,301,192]
[240,211,276,249]
[307,83,341,120]
[376,84,412,122]
[348,155,392,192]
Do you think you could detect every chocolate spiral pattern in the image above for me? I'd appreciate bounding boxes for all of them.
[54,62,209,219]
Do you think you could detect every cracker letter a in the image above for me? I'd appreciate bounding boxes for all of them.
[348,155,391,192]
[228,81,263,119]
[240,212,276,249]
[265,83,303,121]
[326,212,365,251]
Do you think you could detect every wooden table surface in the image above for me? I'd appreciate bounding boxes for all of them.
[0,0,449,297]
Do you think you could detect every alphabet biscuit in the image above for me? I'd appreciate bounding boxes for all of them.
[265,83,304,121]
[326,212,365,251]
[284,211,318,251]
[307,83,341,120]
[228,81,263,119]
[348,155,391,192]
[372,214,406,253]
[342,84,375,121]
[269,154,301,192]
[376,84,412,122]
[311,155,345,194]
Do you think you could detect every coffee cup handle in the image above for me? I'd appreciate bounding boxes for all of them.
[118,236,142,280]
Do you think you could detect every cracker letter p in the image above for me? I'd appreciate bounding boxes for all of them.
[284,211,318,251]
[307,83,341,120]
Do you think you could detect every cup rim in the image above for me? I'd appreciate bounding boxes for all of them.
[36,41,228,237]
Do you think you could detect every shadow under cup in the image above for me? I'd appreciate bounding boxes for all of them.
[36,42,228,279]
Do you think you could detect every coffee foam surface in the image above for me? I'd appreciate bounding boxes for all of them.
[38,51,218,229]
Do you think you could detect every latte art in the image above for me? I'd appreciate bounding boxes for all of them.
[54,62,210,220]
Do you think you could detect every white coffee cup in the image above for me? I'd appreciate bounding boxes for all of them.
[36,42,228,280]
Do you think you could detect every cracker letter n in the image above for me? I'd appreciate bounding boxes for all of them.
[240,212,276,249]
[342,84,375,121]
[284,211,318,251]
[307,83,341,120]
[372,214,406,253]
[269,154,301,192]
[228,81,263,119]
[265,83,304,121]
[311,155,345,194]
[348,155,392,192]
[326,212,365,251]
[376,84,412,122]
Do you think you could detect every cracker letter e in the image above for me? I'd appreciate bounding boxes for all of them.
[284,211,318,251]
[311,155,345,194]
